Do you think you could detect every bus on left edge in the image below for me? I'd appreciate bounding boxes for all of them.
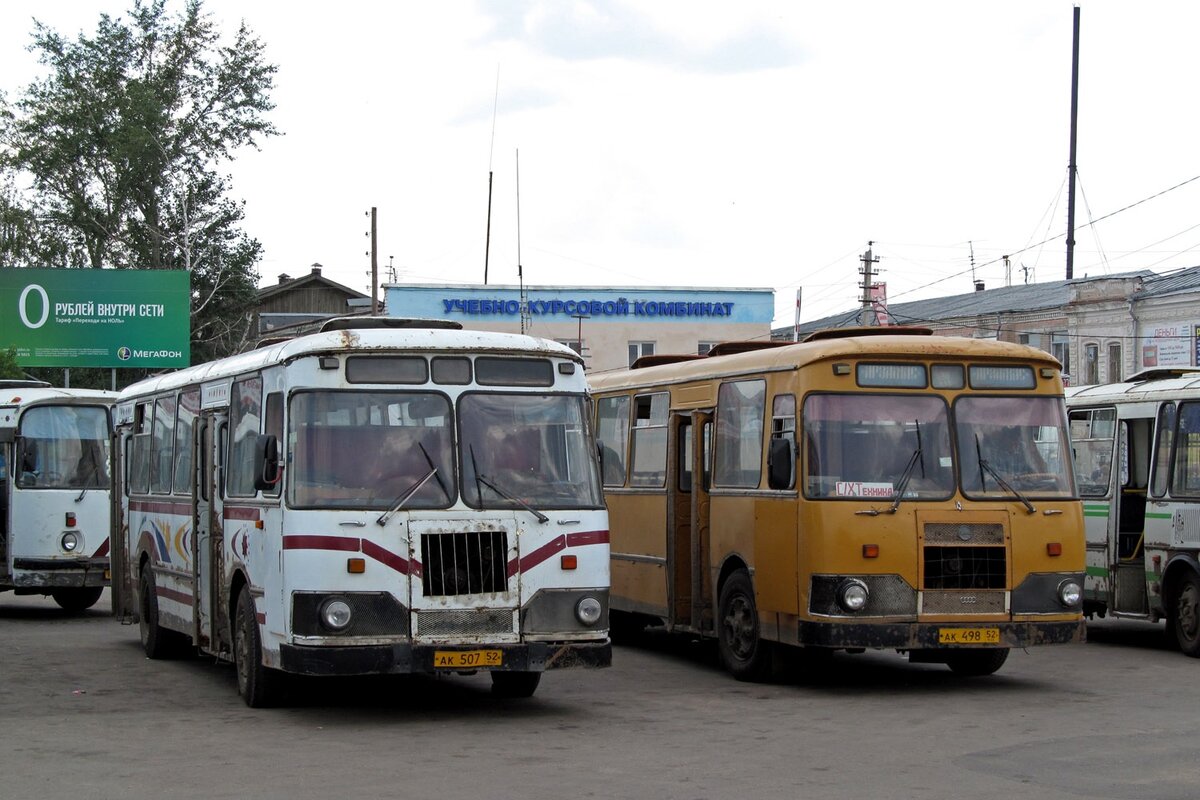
[0,380,117,612]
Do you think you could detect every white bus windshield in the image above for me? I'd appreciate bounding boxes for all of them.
[459,393,603,510]
[15,405,110,490]
[289,391,456,509]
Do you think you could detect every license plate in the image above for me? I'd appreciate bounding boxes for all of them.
[938,627,1000,645]
[433,649,503,669]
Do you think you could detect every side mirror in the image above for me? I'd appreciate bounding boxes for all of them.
[767,436,795,490]
[253,434,281,491]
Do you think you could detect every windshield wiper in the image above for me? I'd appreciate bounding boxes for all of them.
[975,435,1036,514]
[417,441,450,500]
[887,420,924,513]
[376,467,438,526]
[888,448,923,513]
[476,474,549,524]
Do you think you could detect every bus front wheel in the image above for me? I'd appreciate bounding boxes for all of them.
[945,648,1010,676]
[717,570,773,682]
[51,586,103,613]
[1169,571,1200,657]
[490,671,541,698]
[234,586,282,707]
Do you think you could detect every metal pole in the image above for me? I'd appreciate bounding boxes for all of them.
[1066,6,1080,280]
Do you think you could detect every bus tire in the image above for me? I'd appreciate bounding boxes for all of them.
[51,586,103,613]
[490,671,541,698]
[1169,571,1200,657]
[234,586,282,707]
[945,648,1010,676]
[139,567,181,659]
[717,569,773,682]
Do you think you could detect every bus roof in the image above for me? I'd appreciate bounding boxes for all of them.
[117,326,584,401]
[590,332,1063,392]
[1066,369,1200,403]
[0,386,117,407]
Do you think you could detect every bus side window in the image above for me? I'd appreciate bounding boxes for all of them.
[1151,402,1176,498]
[596,395,630,487]
[769,394,797,490]
[262,392,283,498]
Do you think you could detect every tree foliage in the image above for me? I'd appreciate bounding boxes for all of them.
[0,0,279,362]
[0,347,24,380]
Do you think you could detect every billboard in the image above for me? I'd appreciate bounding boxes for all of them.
[0,268,190,368]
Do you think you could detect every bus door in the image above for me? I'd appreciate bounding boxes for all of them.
[194,413,227,653]
[667,411,713,632]
[1112,415,1152,614]
[110,427,132,618]
[0,437,11,580]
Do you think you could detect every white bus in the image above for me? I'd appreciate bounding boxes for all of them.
[110,319,610,706]
[1066,368,1200,655]
[0,380,116,612]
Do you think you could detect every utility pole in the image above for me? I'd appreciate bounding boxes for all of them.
[858,244,880,326]
[370,207,379,315]
[1066,6,1081,280]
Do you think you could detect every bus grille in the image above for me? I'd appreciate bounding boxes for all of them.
[923,546,1006,589]
[923,522,1005,546]
[922,590,1007,614]
[421,530,509,597]
[417,609,515,637]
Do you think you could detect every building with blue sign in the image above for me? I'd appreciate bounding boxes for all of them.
[383,283,775,374]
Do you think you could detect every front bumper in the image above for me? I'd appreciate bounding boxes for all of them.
[11,557,109,588]
[797,619,1085,649]
[280,639,612,677]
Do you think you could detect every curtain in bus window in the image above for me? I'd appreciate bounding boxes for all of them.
[228,378,262,497]
[15,405,110,490]
[713,380,765,488]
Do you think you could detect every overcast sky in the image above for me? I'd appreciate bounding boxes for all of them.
[3,0,1199,327]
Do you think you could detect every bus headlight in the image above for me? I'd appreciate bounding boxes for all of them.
[1057,579,1082,608]
[838,579,870,613]
[575,596,603,626]
[60,531,80,553]
[320,598,353,631]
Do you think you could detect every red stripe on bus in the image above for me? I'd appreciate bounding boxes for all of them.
[566,530,610,547]
[223,507,262,521]
[156,586,193,605]
[282,535,361,552]
[92,539,111,559]
[130,499,191,515]
[507,530,610,576]
[361,539,412,576]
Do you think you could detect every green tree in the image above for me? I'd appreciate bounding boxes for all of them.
[0,347,23,379]
[0,0,278,360]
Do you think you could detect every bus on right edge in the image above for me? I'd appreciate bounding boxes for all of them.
[1066,367,1200,655]
[591,327,1085,681]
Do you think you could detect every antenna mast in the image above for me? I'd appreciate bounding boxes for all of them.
[484,66,499,285]
[516,149,529,334]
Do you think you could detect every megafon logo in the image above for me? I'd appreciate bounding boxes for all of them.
[117,346,132,361]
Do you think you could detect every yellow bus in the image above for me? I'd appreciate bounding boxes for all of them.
[590,328,1085,679]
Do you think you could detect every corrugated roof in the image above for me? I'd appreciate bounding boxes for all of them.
[1136,264,1200,298]
[778,269,1158,338]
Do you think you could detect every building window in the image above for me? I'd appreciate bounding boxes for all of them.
[556,339,583,355]
[1084,343,1099,385]
[1051,332,1070,377]
[698,341,718,356]
[1107,342,1122,382]
[628,341,655,366]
